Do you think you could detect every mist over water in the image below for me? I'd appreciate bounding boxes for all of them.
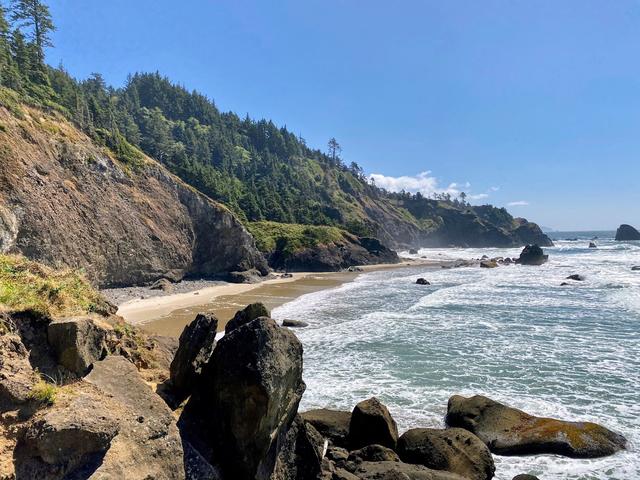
[273,232,640,480]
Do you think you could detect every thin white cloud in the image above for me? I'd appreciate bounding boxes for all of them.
[489,186,500,192]
[468,193,489,200]
[507,201,529,206]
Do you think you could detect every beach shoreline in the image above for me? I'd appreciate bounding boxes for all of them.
[113,257,443,337]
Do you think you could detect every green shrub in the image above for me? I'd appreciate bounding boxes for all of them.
[29,379,58,405]
[247,221,347,257]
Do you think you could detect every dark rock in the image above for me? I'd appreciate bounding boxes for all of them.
[280,273,294,278]
[632,266,640,271]
[228,268,264,284]
[150,278,174,291]
[560,282,570,286]
[282,319,309,328]
[347,266,364,272]
[302,409,352,448]
[348,444,400,463]
[225,302,270,334]
[409,249,419,255]
[272,415,326,480]
[169,313,218,405]
[326,445,349,466]
[480,260,498,269]
[446,394,626,458]
[588,242,597,248]
[615,224,640,241]
[347,460,468,480]
[502,257,513,264]
[0,334,36,408]
[397,428,495,480]
[516,245,548,266]
[566,274,585,281]
[512,475,540,480]
[47,317,109,376]
[184,317,305,480]
[349,397,399,450]
[416,278,431,285]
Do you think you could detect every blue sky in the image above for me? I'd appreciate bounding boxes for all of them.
[45,0,640,230]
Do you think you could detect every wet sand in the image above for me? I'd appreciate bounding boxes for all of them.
[140,271,358,337]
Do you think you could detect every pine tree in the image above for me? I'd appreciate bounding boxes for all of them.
[10,0,54,63]
[0,3,11,85]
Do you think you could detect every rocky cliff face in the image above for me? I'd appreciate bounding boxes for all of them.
[0,105,267,287]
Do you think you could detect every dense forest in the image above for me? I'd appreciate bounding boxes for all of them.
[0,0,550,249]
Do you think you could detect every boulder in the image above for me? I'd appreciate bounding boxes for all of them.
[282,319,309,328]
[416,278,431,285]
[150,278,173,291]
[302,409,352,448]
[185,317,305,480]
[560,282,570,286]
[272,415,326,480]
[480,260,498,269]
[85,356,185,479]
[512,475,540,480]
[347,461,468,480]
[348,444,400,463]
[225,302,271,334]
[169,313,218,405]
[228,269,264,284]
[632,266,640,271]
[615,224,640,241]
[566,274,585,281]
[446,394,626,458]
[397,428,495,480]
[19,391,119,476]
[349,397,399,450]
[47,317,109,376]
[0,334,36,408]
[588,242,597,248]
[516,245,548,266]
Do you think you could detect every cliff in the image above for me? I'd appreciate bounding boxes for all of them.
[0,99,268,287]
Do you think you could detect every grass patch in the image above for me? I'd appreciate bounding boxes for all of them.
[0,254,111,317]
[247,221,348,257]
[29,379,58,405]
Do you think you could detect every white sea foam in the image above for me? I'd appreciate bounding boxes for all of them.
[273,235,640,480]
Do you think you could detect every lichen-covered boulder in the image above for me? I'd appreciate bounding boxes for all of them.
[186,317,305,480]
[224,302,270,334]
[169,313,218,405]
[349,397,399,450]
[397,428,495,480]
[47,317,109,375]
[446,395,626,458]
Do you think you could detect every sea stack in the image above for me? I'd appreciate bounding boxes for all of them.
[615,224,640,241]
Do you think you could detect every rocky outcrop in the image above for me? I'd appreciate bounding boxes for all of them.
[397,428,495,480]
[348,397,399,450]
[446,395,626,458]
[225,302,270,334]
[301,408,352,448]
[169,313,218,405]
[615,224,640,241]
[516,245,548,266]
[0,105,267,287]
[47,317,109,375]
[182,317,305,480]
[0,334,36,408]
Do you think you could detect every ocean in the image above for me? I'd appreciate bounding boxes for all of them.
[273,231,639,480]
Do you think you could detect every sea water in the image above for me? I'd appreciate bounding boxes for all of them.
[272,232,639,480]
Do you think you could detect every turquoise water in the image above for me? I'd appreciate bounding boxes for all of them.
[273,233,639,480]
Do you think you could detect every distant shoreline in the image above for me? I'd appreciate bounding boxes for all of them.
[114,258,443,337]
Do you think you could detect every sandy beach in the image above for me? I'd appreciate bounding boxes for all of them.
[115,258,442,337]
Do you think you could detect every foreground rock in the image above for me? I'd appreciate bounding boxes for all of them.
[272,415,325,480]
[347,461,468,480]
[349,397,399,450]
[225,302,270,334]
[169,313,218,405]
[184,317,305,480]
[0,334,36,408]
[615,224,640,241]
[47,317,109,375]
[446,395,626,458]
[516,245,548,266]
[397,428,495,480]
[301,409,351,448]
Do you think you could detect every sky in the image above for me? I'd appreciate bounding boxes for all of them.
[44,0,640,230]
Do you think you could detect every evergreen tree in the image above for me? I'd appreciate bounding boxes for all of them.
[0,3,11,85]
[10,0,54,63]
